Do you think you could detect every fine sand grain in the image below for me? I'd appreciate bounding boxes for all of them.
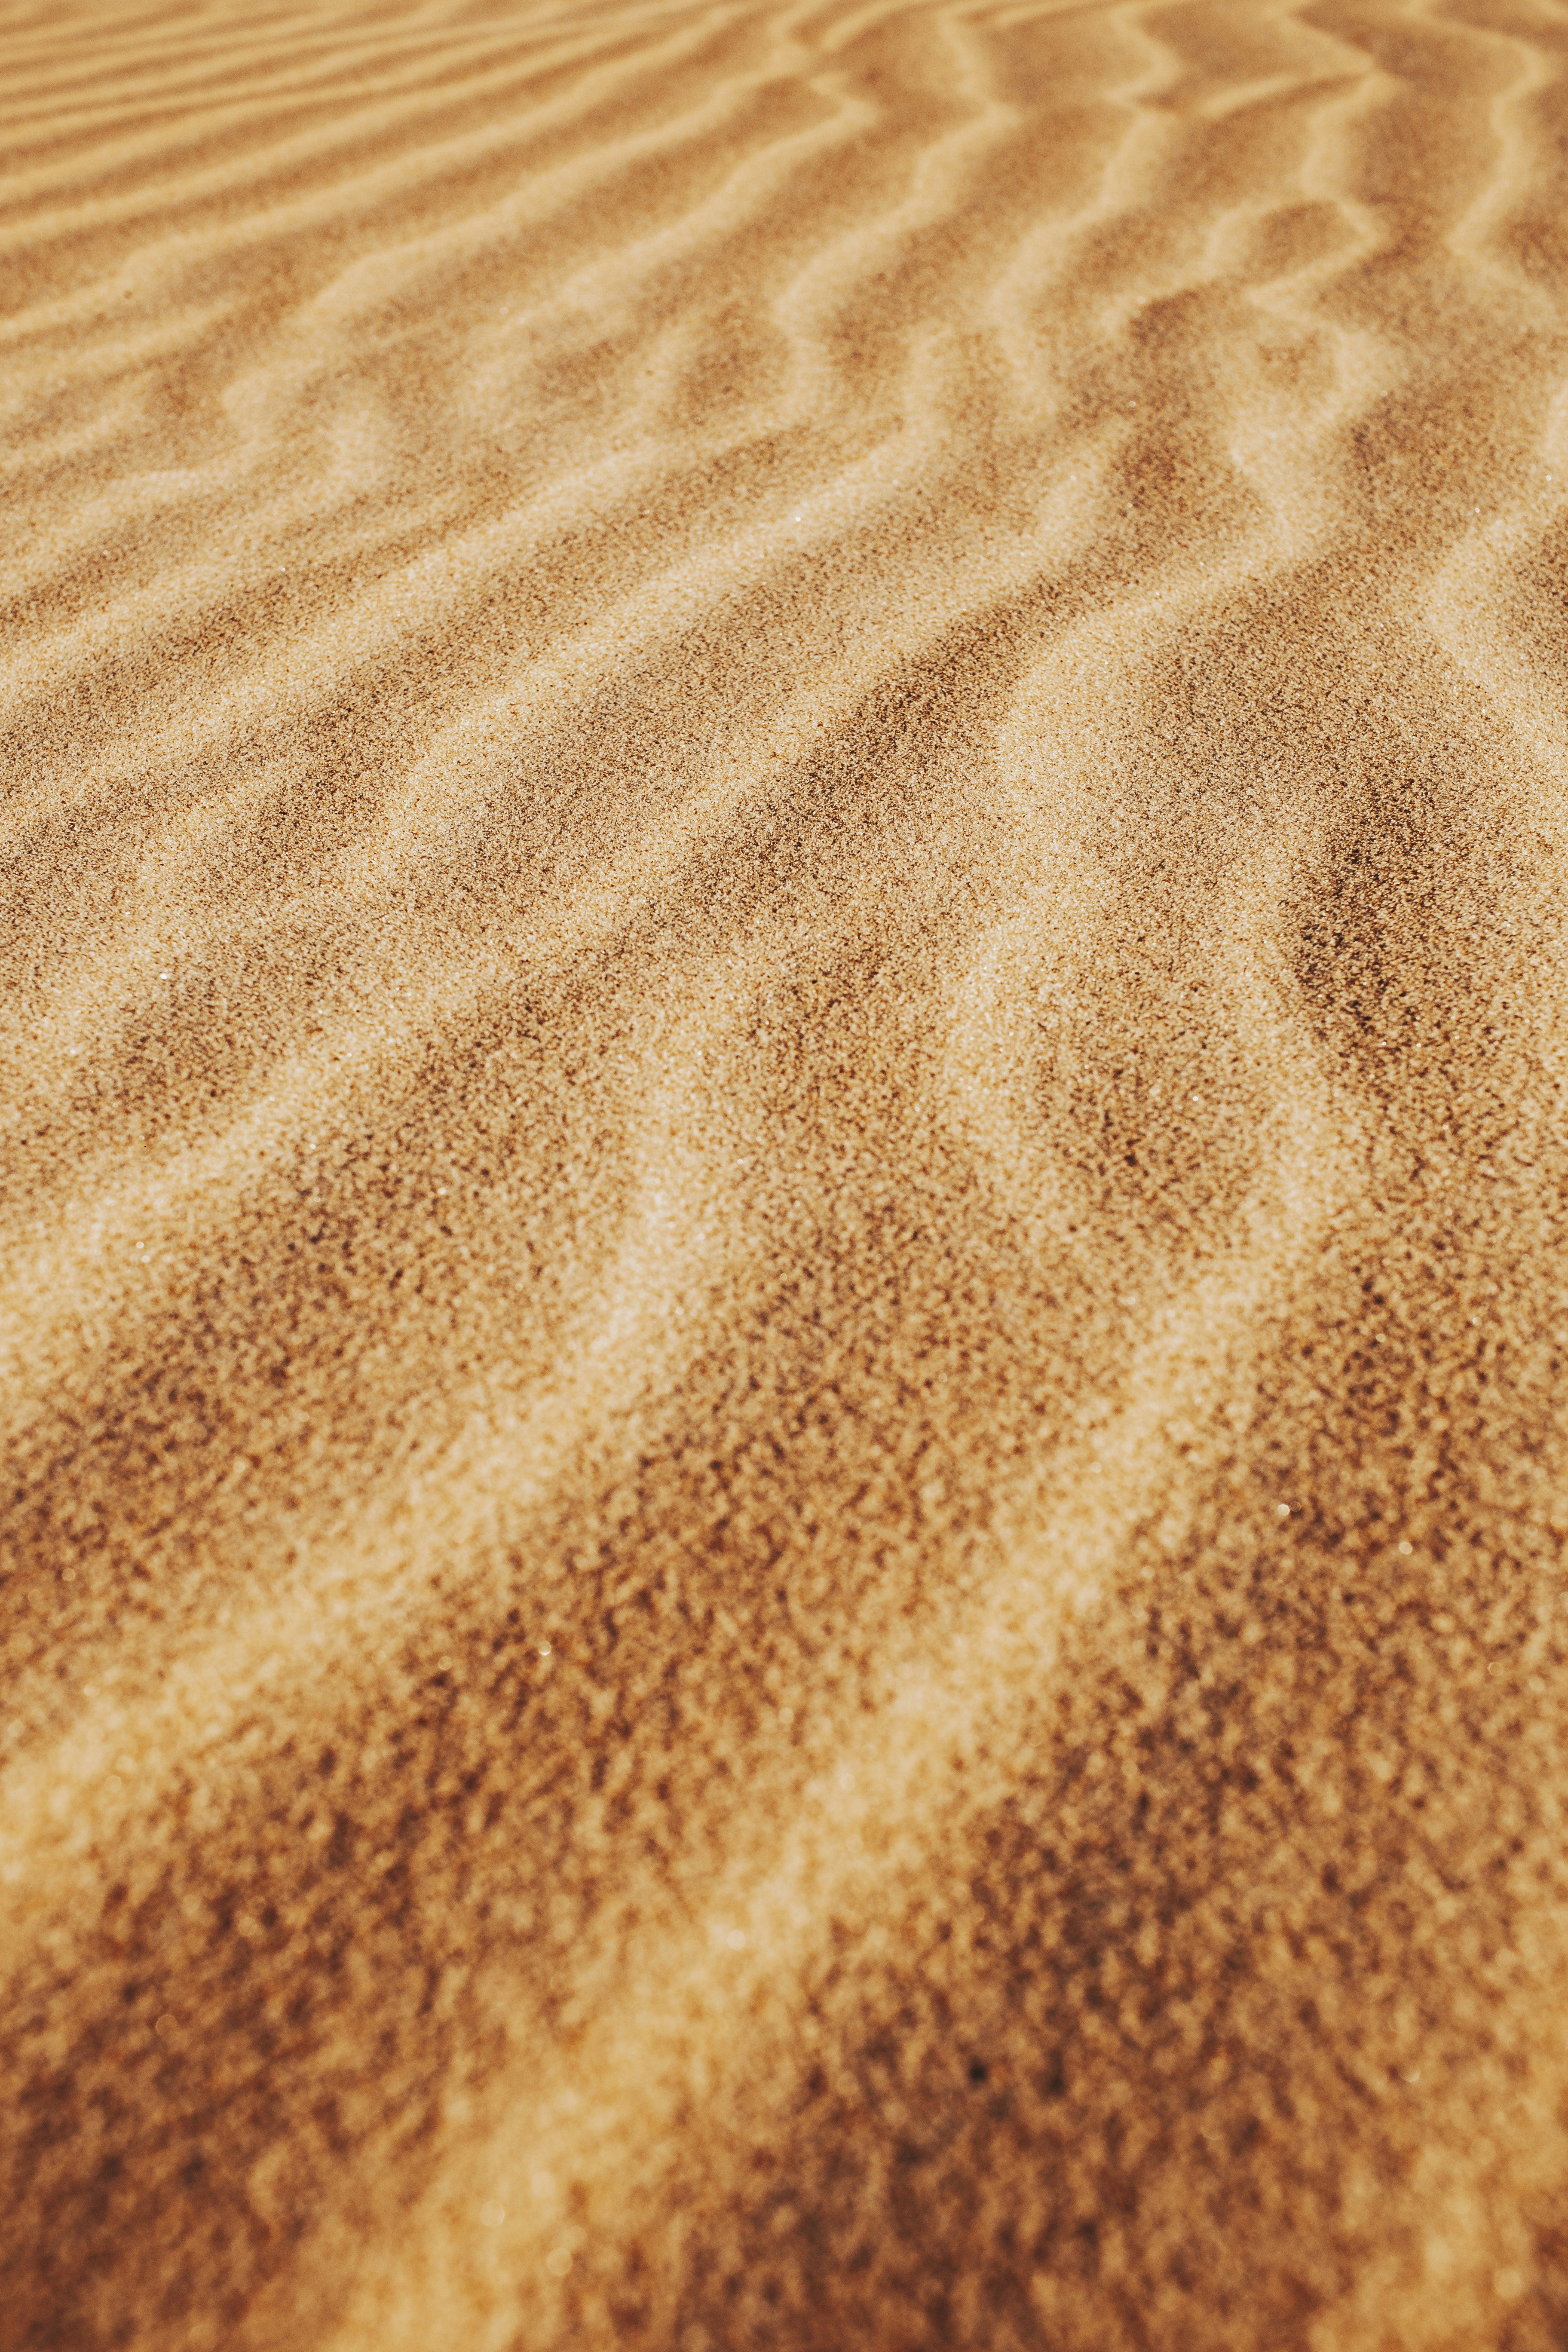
[5,1,1568,2346]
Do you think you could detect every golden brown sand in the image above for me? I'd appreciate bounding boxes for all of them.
[5,0,1568,2344]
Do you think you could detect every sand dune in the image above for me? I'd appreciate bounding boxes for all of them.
[5,0,1568,2345]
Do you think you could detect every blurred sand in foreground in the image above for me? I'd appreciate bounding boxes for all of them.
[4,0,1568,2345]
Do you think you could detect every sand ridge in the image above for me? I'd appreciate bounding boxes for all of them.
[4,0,1568,2346]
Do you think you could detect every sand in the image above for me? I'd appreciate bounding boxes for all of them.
[4,0,1568,2345]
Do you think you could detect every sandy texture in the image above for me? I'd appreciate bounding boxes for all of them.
[5,0,1568,2346]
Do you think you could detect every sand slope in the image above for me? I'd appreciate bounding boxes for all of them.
[4,0,1568,2345]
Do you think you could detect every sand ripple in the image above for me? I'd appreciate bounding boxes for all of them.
[5,1,1568,2346]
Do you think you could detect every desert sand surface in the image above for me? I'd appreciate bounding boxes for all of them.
[4,0,1568,2346]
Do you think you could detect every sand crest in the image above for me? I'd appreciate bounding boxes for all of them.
[4,1,1568,2346]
